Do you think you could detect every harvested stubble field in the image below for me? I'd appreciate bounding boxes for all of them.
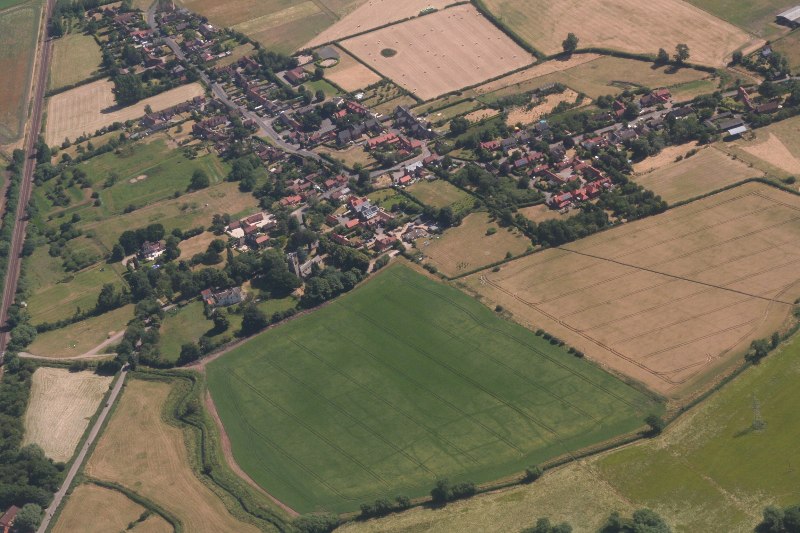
[26,304,134,357]
[53,483,171,533]
[337,333,800,533]
[506,89,584,126]
[23,368,111,462]
[45,80,205,145]
[479,56,714,103]
[482,0,754,67]
[86,378,264,533]
[322,46,382,92]
[208,264,657,513]
[466,183,800,399]
[306,0,453,48]
[0,2,40,144]
[632,146,762,204]
[48,32,102,90]
[341,4,533,100]
[417,212,530,277]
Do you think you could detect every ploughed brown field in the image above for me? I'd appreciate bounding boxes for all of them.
[341,4,533,100]
[465,183,800,399]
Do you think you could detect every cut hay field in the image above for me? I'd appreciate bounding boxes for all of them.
[417,212,530,277]
[719,115,800,177]
[479,56,715,103]
[48,32,102,90]
[322,46,382,92]
[0,2,41,144]
[482,0,754,66]
[465,182,800,399]
[45,80,205,145]
[406,179,474,212]
[26,304,134,358]
[86,378,265,533]
[341,4,533,100]
[632,147,763,204]
[53,483,171,533]
[207,264,658,513]
[23,368,111,462]
[337,332,800,533]
[306,0,453,48]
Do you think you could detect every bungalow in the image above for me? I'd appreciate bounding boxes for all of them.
[480,140,501,151]
[755,101,780,114]
[331,233,351,246]
[344,218,361,230]
[397,175,412,186]
[640,88,671,108]
[373,235,397,252]
[140,241,165,261]
[280,195,303,207]
[285,67,308,85]
[549,192,573,209]
[402,227,427,242]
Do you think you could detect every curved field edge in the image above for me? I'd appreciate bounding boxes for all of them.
[207,263,662,514]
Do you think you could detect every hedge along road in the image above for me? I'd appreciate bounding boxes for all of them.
[206,263,661,513]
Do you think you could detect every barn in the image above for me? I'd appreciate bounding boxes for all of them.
[777,6,800,27]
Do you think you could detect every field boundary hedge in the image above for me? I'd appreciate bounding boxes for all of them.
[471,0,545,59]
[88,479,183,532]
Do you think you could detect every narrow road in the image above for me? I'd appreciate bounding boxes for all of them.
[37,366,129,533]
[0,0,56,361]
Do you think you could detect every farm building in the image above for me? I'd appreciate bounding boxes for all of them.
[777,6,800,27]
[0,506,19,533]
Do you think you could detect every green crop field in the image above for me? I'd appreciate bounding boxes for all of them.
[684,0,793,37]
[338,328,800,533]
[207,263,660,514]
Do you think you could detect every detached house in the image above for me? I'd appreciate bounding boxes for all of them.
[140,241,165,261]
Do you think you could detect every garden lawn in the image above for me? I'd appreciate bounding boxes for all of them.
[207,263,659,514]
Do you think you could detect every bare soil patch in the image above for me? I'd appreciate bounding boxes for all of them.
[23,368,112,462]
[482,0,753,66]
[45,80,205,145]
[466,183,800,399]
[632,146,762,204]
[306,0,453,48]
[323,46,382,91]
[341,4,533,100]
[740,132,800,175]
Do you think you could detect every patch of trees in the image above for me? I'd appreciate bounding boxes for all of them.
[430,478,476,505]
[598,509,671,533]
[118,223,166,255]
[521,518,573,533]
[597,181,667,221]
[319,238,370,273]
[359,496,411,519]
[301,267,364,308]
[746,332,782,363]
[514,202,610,248]
[756,503,800,532]
[0,355,64,510]
[292,514,340,533]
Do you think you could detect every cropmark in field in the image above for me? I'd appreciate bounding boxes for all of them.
[341,4,533,100]
[466,182,800,399]
[207,263,658,513]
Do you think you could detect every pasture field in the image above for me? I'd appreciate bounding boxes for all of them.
[52,483,172,533]
[86,378,265,533]
[684,0,794,37]
[772,30,800,74]
[23,368,111,461]
[45,80,205,145]
[518,204,578,224]
[341,4,533,100]
[51,181,259,250]
[26,304,134,358]
[337,332,800,533]
[25,261,127,324]
[0,2,41,144]
[306,0,453,48]
[719,114,800,177]
[315,143,377,169]
[631,146,763,204]
[479,56,715,103]
[417,212,530,277]
[177,0,364,54]
[322,46,382,92]
[406,179,474,212]
[481,0,753,67]
[207,264,658,513]
[465,182,800,399]
[48,32,102,90]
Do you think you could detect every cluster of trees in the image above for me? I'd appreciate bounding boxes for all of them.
[735,48,791,79]
[746,332,782,363]
[430,478,476,505]
[359,495,411,519]
[522,518,573,533]
[0,355,63,517]
[756,504,800,532]
[598,509,671,533]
